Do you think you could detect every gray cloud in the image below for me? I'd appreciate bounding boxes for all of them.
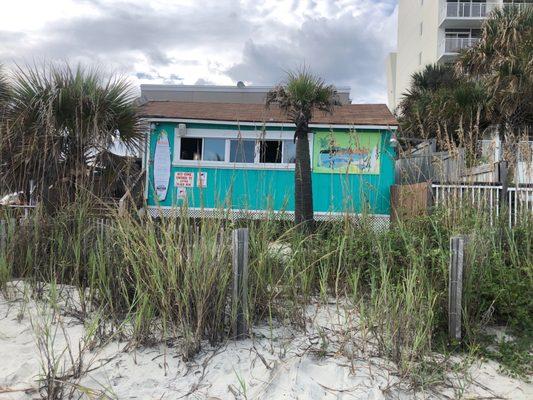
[0,0,398,103]
[194,78,215,85]
[3,0,254,69]
[226,7,397,102]
[135,72,154,80]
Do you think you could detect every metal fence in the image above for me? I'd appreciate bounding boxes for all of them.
[432,183,532,227]
[508,187,533,227]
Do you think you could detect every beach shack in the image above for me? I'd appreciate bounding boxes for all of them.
[139,85,398,224]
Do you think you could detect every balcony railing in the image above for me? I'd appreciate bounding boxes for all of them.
[446,2,490,18]
[443,2,531,19]
[444,37,480,53]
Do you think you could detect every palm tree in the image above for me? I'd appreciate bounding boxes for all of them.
[1,63,142,206]
[456,6,533,141]
[266,69,340,229]
[0,65,12,195]
[398,63,488,162]
[0,65,9,110]
[397,64,457,139]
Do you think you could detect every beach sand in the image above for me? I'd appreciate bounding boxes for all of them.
[1,283,531,399]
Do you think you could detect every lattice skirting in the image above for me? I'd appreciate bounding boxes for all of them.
[144,206,390,231]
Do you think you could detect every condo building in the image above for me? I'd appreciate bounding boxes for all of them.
[387,0,531,111]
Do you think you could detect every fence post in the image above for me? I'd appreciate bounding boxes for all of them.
[232,228,249,339]
[449,235,469,342]
[0,219,6,256]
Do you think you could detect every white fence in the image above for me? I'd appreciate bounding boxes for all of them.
[433,183,532,227]
[508,187,533,226]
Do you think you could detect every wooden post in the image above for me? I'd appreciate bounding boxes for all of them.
[0,219,6,256]
[449,235,469,342]
[232,228,249,339]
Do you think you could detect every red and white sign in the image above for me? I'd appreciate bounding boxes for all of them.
[197,172,208,188]
[177,187,187,199]
[174,172,194,187]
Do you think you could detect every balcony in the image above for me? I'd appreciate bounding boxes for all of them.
[445,37,480,52]
[438,37,480,63]
[440,2,531,28]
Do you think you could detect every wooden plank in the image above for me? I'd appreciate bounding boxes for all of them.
[449,235,469,342]
[390,182,432,223]
[232,228,249,339]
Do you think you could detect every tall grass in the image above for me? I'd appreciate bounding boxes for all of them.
[0,202,531,373]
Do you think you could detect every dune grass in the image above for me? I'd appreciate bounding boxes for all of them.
[0,202,531,379]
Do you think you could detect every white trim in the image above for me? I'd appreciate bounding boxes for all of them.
[144,130,151,200]
[185,128,296,140]
[175,160,296,170]
[173,129,181,164]
[224,139,231,164]
[254,140,260,164]
[144,118,398,130]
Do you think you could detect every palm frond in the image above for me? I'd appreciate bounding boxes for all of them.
[0,62,143,201]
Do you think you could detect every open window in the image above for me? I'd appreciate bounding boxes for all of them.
[175,135,297,167]
[259,140,282,163]
[180,138,202,160]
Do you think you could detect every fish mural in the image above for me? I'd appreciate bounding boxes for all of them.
[313,131,381,174]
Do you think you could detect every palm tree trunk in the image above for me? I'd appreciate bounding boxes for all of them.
[294,129,314,230]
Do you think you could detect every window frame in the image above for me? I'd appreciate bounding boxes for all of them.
[172,128,309,170]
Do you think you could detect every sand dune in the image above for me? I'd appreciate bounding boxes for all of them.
[0,283,531,399]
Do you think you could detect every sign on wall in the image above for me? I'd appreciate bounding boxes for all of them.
[177,187,187,199]
[197,172,208,188]
[313,131,381,174]
[175,172,194,187]
[153,130,171,200]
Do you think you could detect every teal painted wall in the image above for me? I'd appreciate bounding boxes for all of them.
[146,122,395,215]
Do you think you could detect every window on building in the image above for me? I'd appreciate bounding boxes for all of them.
[418,52,422,66]
[259,140,282,163]
[229,139,256,163]
[420,22,423,36]
[283,140,296,164]
[180,137,202,160]
[176,136,297,166]
[203,138,226,161]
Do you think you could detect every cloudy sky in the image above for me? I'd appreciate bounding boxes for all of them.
[0,0,398,103]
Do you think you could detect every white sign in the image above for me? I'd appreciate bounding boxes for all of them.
[153,131,171,201]
[197,172,208,188]
[177,187,187,199]
[175,172,194,187]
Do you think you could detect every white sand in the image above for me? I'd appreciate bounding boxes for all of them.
[0,283,531,399]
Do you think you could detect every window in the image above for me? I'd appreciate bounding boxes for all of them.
[180,138,202,160]
[175,135,297,167]
[283,140,296,163]
[230,139,255,163]
[203,138,225,161]
[420,22,423,36]
[259,140,282,163]
[418,52,422,66]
